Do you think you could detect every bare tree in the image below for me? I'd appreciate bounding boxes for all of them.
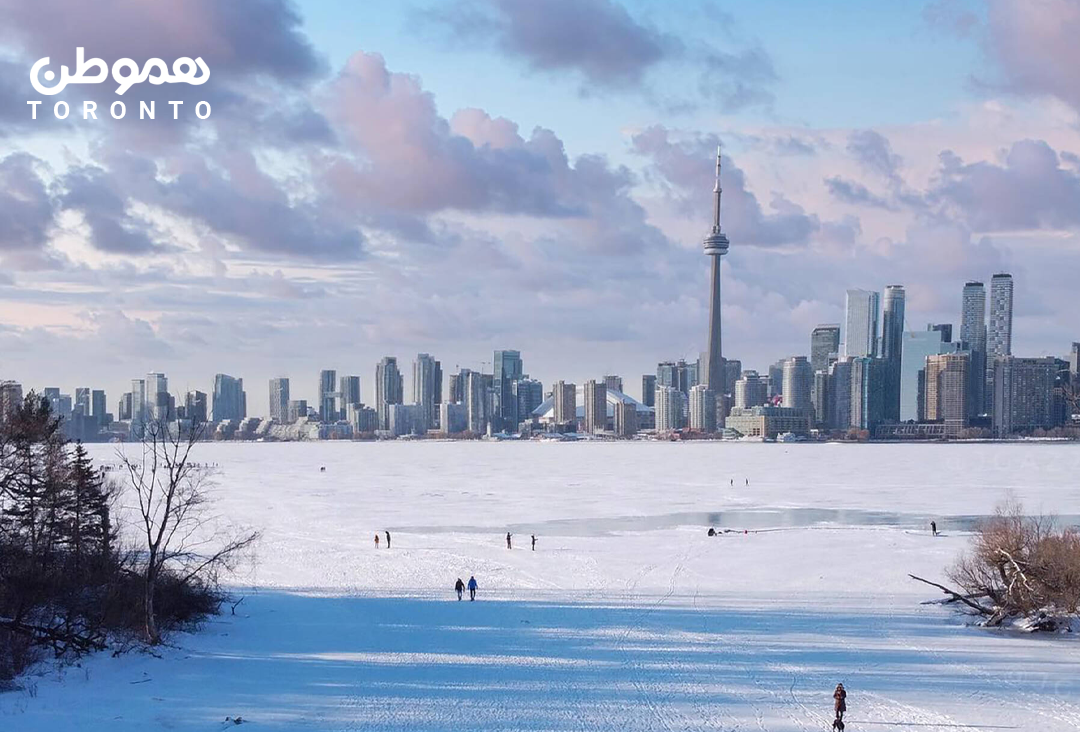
[118,419,258,644]
[913,499,1080,628]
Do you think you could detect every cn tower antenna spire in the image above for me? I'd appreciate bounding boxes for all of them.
[713,144,723,230]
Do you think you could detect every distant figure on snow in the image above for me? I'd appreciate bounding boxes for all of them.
[730,478,733,487]
[708,527,717,536]
[455,577,465,601]
[930,520,938,537]
[467,575,478,601]
[833,683,847,723]
[374,534,380,549]
[320,466,326,472]
[531,534,536,551]
[385,530,391,548]
[506,532,512,550]
[745,478,748,486]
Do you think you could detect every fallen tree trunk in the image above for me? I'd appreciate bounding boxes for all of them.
[0,617,106,656]
[908,574,995,616]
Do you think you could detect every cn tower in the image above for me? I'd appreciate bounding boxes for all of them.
[703,146,729,393]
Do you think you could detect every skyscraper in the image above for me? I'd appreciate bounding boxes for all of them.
[988,274,1014,360]
[514,378,544,426]
[655,385,681,432]
[91,389,107,426]
[130,378,146,435]
[1070,342,1080,379]
[986,273,1014,414]
[900,328,957,422]
[850,357,887,432]
[810,325,841,373]
[689,384,717,432]
[702,146,730,393]
[465,370,486,434]
[318,369,337,423]
[553,381,577,427]
[881,285,906,421]
[992,356,1058,437]
[960,281,987,417]
[413,354,439,432]
[212,374,245,422]
[734,371,767,409]
[269,378,290,422]
[925,353,969,436]
[844,289,880,358]
[603,375,623,394]
[375,357,403,431]
[493,350,523,432]
[641,374,656,407]
[584,380,607,433]
[782,357,813,413]
[340,375,361,411]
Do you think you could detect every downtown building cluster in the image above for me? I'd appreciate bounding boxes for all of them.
[2,154,1077,443]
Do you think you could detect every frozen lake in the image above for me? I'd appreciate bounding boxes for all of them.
[7,442,1080,731]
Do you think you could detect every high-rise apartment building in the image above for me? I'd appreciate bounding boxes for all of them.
[269,378,290,422]
[828,359,852,431]
[465,370,487,434]
[287,399,308,423]
[844,289,880,358]
[880,285,905,421]
[614,400,638,437]
[734,371,767,409]
[493,350,523,431]
[900,328,958,422]
[986,273,1014,414]
[413,354,439,432]
[641,375,656,407]
[960,281,987,417]
[91,389,107,425]
[340,375,362,413]
[553,381,577,427]
[212,374,245,422]
[782,356,813,413]
[925,352,969,435]
[318,369,337,423]
[603,375,623,394]
[584,380,607,433]
[657,359,698,395]
[184,390,207,423]
[0,381,23,424]
[811,325,841,374]
[375,357,403,431]
[514,378,544,427]
[688,384,717,432]
[992,356,1058,436]
[655,385,681,432]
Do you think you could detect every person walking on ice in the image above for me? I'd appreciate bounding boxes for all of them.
[374,533,379,549]
[833,683,847,725]
[455,577,464,601]
[506,532,512,549]
[385,530,391,548]
[931,520,938,536]
[531,534,536,551]
[467,575,478,601]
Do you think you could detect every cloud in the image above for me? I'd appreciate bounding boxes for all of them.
[631,125,820,248]
[825,176,897,210]
[425,0,672,90]
[981,0,1080,112]
[0,153,56,253]
[847,129,903,182]
[930,138,1080,231]
[320,51,644,225]
[60,166,162,254]
[420,0,776,110]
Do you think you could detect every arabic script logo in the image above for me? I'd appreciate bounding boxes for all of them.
[30,47,210,96]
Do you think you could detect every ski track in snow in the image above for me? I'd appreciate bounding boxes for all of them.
[5,441,1080,731]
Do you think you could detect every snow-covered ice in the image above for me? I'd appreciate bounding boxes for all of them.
[4,442,1080,731]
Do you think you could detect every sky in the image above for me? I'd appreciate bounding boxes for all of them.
[1,0,1080,415]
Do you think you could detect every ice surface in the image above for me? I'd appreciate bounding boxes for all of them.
[4,442,1080,731]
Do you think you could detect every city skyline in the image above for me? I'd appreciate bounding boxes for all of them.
[3,2,1080,417]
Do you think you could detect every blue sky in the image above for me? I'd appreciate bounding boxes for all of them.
[1,0,1078,413]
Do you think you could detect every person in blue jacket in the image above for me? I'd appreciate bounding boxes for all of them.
[467,575,478,601]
